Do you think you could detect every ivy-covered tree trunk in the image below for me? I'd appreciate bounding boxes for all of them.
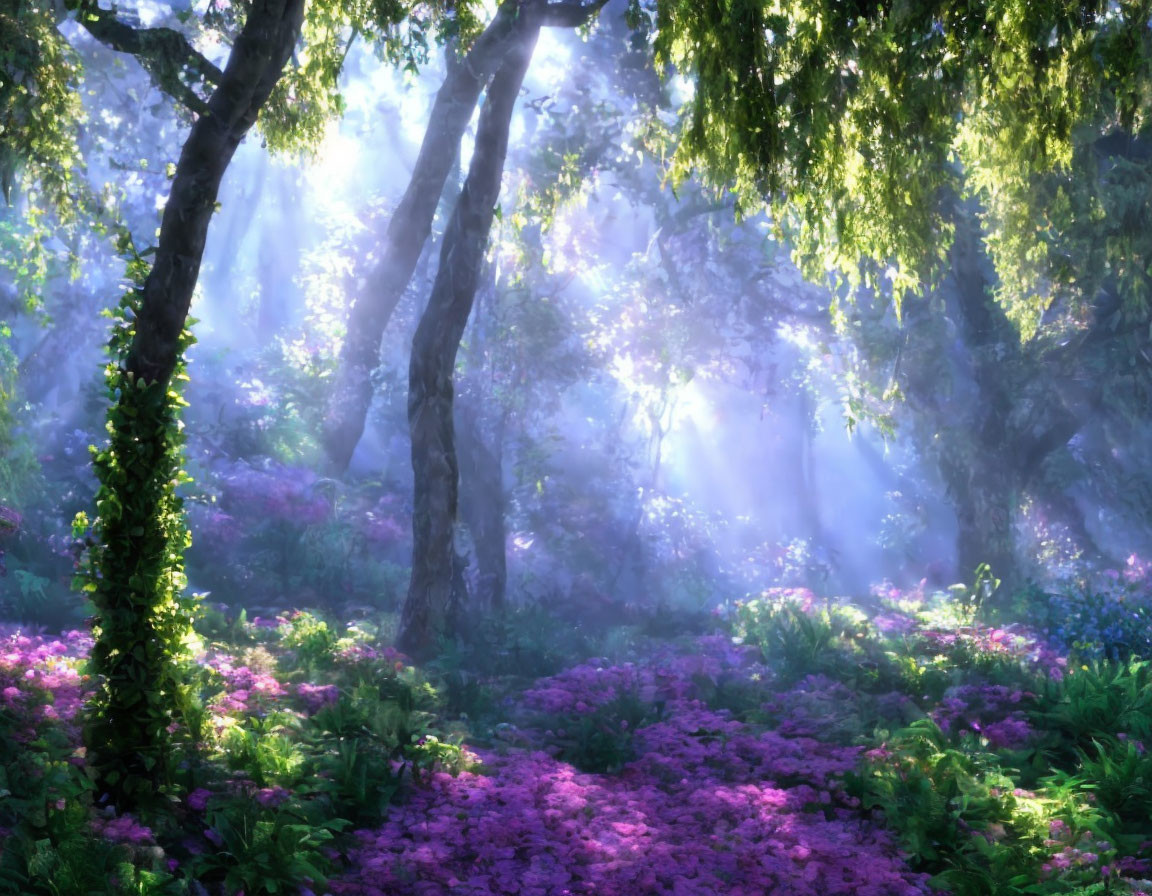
[320,2,534,473]
[398,24,538,657]
[82,0,304,809]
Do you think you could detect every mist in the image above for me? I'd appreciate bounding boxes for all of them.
[3,1,1152,894]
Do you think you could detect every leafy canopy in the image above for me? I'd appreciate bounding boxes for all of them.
[655,0,1152,332]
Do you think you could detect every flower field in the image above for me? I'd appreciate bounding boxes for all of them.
[1,578,1151,895]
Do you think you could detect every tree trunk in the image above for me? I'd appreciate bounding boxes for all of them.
[947,452,1018,588]
[938,203,1081,595]
[124,0,302,384]
[398,22,538,658]
[320,1,534,473]
[457,397,507,610]
[940,202,1026,592]
[84,0,304,809]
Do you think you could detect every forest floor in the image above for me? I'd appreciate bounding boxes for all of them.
[1,586,1151,896]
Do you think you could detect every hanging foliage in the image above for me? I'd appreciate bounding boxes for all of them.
[654,0,1152,327]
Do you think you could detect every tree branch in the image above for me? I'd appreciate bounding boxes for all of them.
[538,0,609,28]
[72,0,222,115]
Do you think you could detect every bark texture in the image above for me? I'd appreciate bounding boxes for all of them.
[320,1,534,472]
[398,23,539,657]
[457,398,507,610]
[84,0,304,807]
[125,0,304,387]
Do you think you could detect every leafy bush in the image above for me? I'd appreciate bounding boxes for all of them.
[1019,570,1152,662]
[0,631,185,896]
[219,713,306,789]
[1073,737,1152,828]
[849,719,1086,896]
[733,588,880,684]
[296,672,467,822]
[0,832,186,896]
[726,590,1152,895]
[186,795,345,896]
[540,691,662,773]
[279,610,339,672]
[1037,661,1152,761]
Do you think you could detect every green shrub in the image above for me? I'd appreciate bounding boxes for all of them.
[538,692,663,774]
[186,797,344,896]
[733,592,883,685]
[299,678,466,823]
[1037,661,1152,764]
[220,713,306,789]
[279,611,339,673]
[849,719,1063,896]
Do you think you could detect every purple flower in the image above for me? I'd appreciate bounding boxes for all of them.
[255,787,289,808]
[187,788,213,811]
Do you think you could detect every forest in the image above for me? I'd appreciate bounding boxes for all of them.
[2,0,1152,893]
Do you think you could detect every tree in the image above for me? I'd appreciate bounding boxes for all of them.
[6,0,492,807]
[838,193,1149,589]
[322,0,548,472]
[321,0,614,474]
[652,0,1152,585]
[656,0,1151,297]
[77,0,307,808]
[331,0,600,655]
[398,12,542,654]
[8,0,455,806]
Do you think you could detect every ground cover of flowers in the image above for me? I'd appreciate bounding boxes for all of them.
[330,637,927,896]
[1,579,1152,896]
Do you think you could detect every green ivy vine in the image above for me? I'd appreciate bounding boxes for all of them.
[74,236,199,809]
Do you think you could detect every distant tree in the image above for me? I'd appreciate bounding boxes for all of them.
[837,192,1151,587]
[321,0,612,475]
[653,0,1152,585]
[386,0,607,656]
[321,0,539,473]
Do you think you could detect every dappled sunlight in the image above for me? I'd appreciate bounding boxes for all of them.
[6,0,1152,893]
[6,588,1152,893]
[329,636,928,896]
